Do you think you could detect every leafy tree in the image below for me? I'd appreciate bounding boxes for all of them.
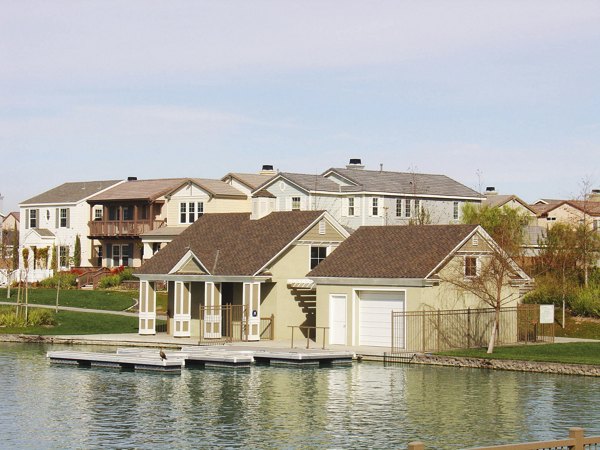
[50,244,57,272]
[74,235,81,267]
[441,204,530,353]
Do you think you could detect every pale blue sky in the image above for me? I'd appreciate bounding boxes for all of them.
[2,1,599,212]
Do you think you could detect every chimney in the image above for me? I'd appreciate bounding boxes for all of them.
[127,176,138,181]
[588,189,600,202]
[259,164,277,176]
[346,158,365,170]
[485,186,497,196]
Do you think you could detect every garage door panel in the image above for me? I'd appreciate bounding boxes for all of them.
[359,291,404,347]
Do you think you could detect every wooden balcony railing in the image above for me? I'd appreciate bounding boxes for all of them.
[88,220,166,238]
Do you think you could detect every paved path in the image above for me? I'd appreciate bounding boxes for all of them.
[0,301,166,319]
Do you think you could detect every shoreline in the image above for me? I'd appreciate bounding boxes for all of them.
[4,333,600,376]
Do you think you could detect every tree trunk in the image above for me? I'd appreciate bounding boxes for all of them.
[486,307,500,354]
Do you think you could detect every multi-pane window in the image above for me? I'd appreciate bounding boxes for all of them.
[414,200,421,217]
[310,246,327,269]
[122,206,134,221]
[59,208,68,227]
[94,208,103,221]
[180,202,204,224]
[348,198,355,216]
[59,246,69,268]
[29,209,37,228]
[396,199,402,217]
[465,256,478,277]
[405,199,411,218]
[371,198,379,216]
[292,197,301,211]
[453,201,460,220]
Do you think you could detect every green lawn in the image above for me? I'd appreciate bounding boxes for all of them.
[440,342,600,366]
[0,288,136,311]
[0,308,146,335]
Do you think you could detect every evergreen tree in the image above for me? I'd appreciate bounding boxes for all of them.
[74,235,81,267]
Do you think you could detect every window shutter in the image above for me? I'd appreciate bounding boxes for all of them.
[341,198,348,217]
[129,244,134,266]
[285,197,292,211]
[36,209,40,228]
[354,198,361,217]
[55,208,59,228]
[25,209,29,229]
[301,197,307,211]
[66,208,70,228]
[106,244,112,259]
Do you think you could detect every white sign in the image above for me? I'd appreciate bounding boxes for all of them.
[539,304,554,324]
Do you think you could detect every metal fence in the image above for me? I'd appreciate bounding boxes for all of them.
[392,305,554,354]
[198,305,274,344]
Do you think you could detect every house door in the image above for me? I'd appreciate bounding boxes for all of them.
[243,282,261,341]
[138,281,156,335]
[174,281,191,337]
[204,282,222,339]
[329,294,347,345]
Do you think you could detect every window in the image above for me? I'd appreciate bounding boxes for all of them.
[59,246,69,268]
[292,197,301,211]
[465,256,478,277]
[371,198,379,216]
[59,208,68,227]
[405,199,411,218]
[109,206,120,221]
[94,208,103,221]
[415,199,421,217]
[122,206,134,221]
[29,209,37,228]
[310,246,327,269]
[395,199,402,217]
[180,202,204,224]
[348,198,355,216]
[453,201,460,220]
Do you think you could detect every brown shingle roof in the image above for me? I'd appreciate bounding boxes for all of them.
[137,211,324,276]
[88,178,188,202]
[21,180,122,205]
[308,224,477,279]
[223,173,276,190]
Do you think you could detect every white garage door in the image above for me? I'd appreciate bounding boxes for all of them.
[359,291,405,347]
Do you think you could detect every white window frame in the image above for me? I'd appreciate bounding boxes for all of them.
[453,201,460,220]
[464,256,479,278]
[59,208,68,228]
[94,208,103,221]
[395,199,402,217]
[348,197,355,217]
[371,198,379,217]
[291,196,301,211]
[405,199,411,218]
[180,201,204,224]
[29,209,37,228]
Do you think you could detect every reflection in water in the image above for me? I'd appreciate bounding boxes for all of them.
[1,343,600,449]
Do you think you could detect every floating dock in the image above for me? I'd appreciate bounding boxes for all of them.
[47,346,354,372]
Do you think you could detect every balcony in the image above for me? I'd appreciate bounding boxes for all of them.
[88,219,166,238]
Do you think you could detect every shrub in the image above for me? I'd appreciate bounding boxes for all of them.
[39,273,77,289]
[522,275,578,307]
[569,286,600,317]
[98,274,122,289]
[27,309,56,326]
[0,311,27,327]
[119,268,135,281]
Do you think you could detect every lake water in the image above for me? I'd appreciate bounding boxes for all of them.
[2,343,600,449]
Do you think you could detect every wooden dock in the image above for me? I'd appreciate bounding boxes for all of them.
[47,346,354,373]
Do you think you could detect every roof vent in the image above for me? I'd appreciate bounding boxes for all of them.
[259,165,276,176]
[127,176,138,181]
[346,158,365,170]
[485,186,497,195]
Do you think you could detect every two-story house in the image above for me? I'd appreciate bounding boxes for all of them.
[252,159,483,230]
[19,180,123,278]
[89,177,251,267]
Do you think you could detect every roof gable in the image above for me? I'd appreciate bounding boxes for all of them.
[166,179,247,199]
[137,210,327,277]
[88,178,189,203]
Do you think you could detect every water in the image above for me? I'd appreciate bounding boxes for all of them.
[1,343,600,449]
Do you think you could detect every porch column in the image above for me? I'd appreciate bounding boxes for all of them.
[173,281,191,337]
[203,282,222,338]
[138,281,156,335]
[243,282,261,341]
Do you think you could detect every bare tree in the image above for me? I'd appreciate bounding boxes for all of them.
[441,204,530,353]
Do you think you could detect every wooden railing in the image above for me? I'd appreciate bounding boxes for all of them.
[88,219,165,237]
[76,267,112,289]
[408,427,600,450]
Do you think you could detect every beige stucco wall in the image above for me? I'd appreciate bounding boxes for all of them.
[538,203,584,229]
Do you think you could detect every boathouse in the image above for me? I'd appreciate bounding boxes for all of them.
[135,210,349,340]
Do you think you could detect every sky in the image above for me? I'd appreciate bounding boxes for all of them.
[1,0,600,213]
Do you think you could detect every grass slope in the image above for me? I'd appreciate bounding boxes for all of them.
[0,288,136,311]
[440,342,600,366]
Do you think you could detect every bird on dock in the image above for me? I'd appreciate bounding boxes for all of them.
[159,349,167,361]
